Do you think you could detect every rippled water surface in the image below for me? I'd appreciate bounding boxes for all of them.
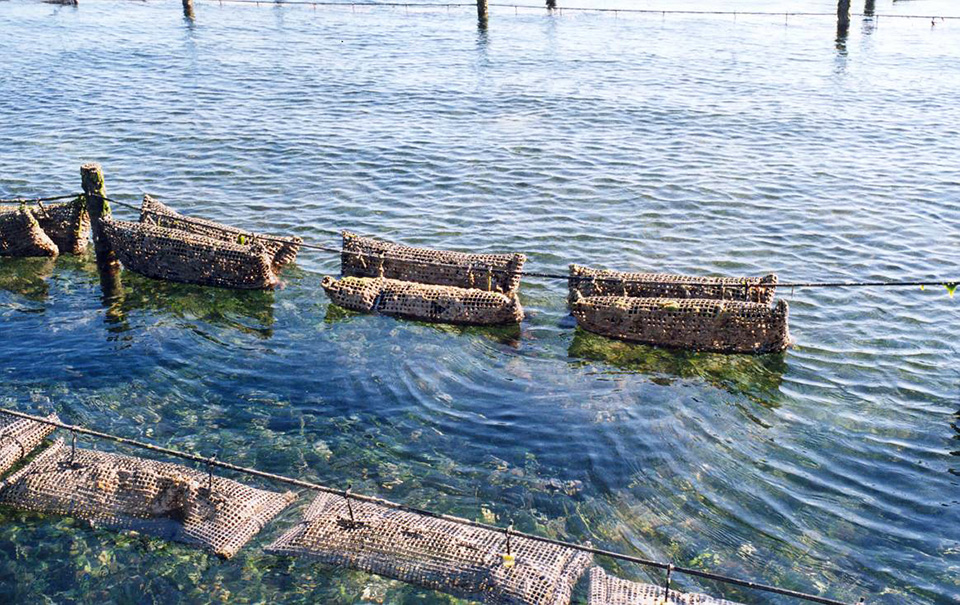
[0,0,958,603]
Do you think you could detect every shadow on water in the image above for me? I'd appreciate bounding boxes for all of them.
[323,302,522,347]
[567,328,786,405]
[0,257,56,302]
[107,272,276,338]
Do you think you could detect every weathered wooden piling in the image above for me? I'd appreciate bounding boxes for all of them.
[837,0,851,36]
[864,0,875,17]
[476,0,488,24]
[81,163,118,272]
[546,0,556,9]
[183,0,195,20]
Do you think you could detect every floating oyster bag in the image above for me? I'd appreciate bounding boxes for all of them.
[102,218,280,289]
[140,195,301,271]
[322,276,524,325]
[568,264,777,305]
[34,198,90,255]
[0,413,57,476]
[0,207,59,257]
[571,297,790,354]
[0,440,296,558]
[341,231,526,294]
[267,492,592,605]
[589,567,742,605]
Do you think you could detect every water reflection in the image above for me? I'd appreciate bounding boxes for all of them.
[0,257,55,302]
[567,329,786,405]
[109,273,276,338]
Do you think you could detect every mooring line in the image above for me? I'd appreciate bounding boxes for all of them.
[99,194,959,292]
[0,406,857,605]
[0,194,82,205]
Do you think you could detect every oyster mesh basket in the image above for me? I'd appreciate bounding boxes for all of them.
[0,412,57,476]
[102,218,280,289]
[589,567,742,605]
[267,492,592,605]
[571,296,790,354]
[341,231,526,294]
[322,276,524,325]
[34,198,90,255]
[568,264,777,306]
[0,207,59,257]
[0,439,296,558]
[140,195,301,271]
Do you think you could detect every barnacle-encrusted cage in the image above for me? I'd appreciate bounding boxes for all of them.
[0,439,296,558]
[0,207,59,257]
[589,567,742,605]
[0,412,57,476]
[267,492,592,604]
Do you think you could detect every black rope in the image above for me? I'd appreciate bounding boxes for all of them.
[0,194,82,205]
[203,0,959,21]
[102,195,958,292]
[0,406,855,605]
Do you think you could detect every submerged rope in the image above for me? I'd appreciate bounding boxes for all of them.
[100,194,959,292]
[0,406,857,605]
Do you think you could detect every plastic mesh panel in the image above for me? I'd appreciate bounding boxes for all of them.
[140,196,301,271]
[571,296,790,354]
[0,440,296,558]
[267,492,592,605]
[102,218,280,289]
[322,276,524,325]
[341,231,526,294]
[0,207,59,257]
[589,567,743,605]
[568,265,777,305]
[0,413,57,476]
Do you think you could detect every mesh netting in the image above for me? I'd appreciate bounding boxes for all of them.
[0,413,57,476]
[322,275,525,325]
[33,198,90,255]
[589,567,742,605]
[102,218,280,289]
[267,492,592,605]
[140,195,301,271]
[341,231,526,294]
[0,439,297,558]
[0,207,59,257]
[568,265,777,306]
[571,296,790,354]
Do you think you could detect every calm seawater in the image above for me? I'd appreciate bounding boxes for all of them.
[0,0,958,603]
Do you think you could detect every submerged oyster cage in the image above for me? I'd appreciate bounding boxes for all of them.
[267,491,592,605]
[341,231,526,294]
[102,218,281,289]
[322,275,524,325]
[140,195,301,271]
[589,567,742,605]
[0,439,296,558]
[568,264,777,306]
[571,296,790,354]
[0,207,59,257]
[0,413,57,476]
[33,198,90,255]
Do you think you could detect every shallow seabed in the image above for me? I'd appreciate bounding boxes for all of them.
[0,0,958,603]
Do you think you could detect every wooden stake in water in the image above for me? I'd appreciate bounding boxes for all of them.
[80,163,118,272]
[546,0,556,9]
[183,0,195,20]
[837,0,851,37]
[477,0,488,24]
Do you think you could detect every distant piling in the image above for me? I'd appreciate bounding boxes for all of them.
[546,0,556,9]
[837,0,851,36]
[183,0,195,20]
[476,0,488,24]
[864,0,875,17]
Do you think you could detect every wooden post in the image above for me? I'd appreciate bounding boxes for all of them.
[546,0,556,9]
[183,0,195,19]
[81,163,118,271]
[864,0,875,17]
[837,0,851,37]
[476,0,488,25]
